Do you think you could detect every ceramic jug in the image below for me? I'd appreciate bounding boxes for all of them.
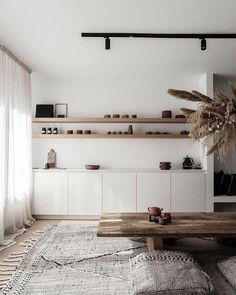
[148,207,163,216]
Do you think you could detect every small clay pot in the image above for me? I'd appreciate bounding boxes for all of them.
[162,213,171,223]
[77,130,83,134]
[124,132,128,134]
[162,132,170,135]
[67,130,73,134]
[122,114,129,118]
[85,130,91,134]
[159,162,171,170]
[159,217,168,225]
[112,114,120,118]
[107,131,111,135]
[148,207,163,216]
[104,114,111,118]
[154,131,161,134]
[162,110,172,118]
[132,114,137,118]
[112,131,117,135]
[117,131,122,134]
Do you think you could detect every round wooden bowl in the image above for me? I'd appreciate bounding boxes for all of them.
[85,165,100,170]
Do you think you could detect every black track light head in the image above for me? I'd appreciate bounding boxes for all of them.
[201,38,207,51]
[105,37,110,50]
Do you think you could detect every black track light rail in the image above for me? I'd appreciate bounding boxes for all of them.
[81,33,236,38]
[81,32,236,50]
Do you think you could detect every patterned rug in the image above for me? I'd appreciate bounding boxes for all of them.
[0,226,146,294]
[0,225,236,294]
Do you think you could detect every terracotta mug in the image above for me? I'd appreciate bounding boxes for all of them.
[148,207,163,216]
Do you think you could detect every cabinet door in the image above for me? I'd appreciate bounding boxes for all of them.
[68,173,102,215]
[137,173,170,211]
[103,173,136,213]
[33,172,67,215]
[171,173,206,212]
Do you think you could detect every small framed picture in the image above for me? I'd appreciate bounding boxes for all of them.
[55,103,68,118]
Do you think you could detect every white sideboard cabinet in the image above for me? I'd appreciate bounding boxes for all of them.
[68,172,102,215]
[171,172,206,212]
[137,173,171,211]
[33,172,68,215]
[33,169,207,217]
[103,173,136,213]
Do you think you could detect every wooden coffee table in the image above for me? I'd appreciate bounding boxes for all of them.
[97,212,236,251]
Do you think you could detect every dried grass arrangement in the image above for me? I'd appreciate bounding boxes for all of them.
[168,87,236,158]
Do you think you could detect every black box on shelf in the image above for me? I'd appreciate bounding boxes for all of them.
[36,104,54,118]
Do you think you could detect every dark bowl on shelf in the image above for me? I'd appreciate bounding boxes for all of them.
[85,165,100,170]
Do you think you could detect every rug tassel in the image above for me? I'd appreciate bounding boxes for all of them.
[0,271,15,275]
[4,258,21,263]
[29,237,38,242]
[0,269,16,273]
[0,276,11,282]
[10,251,27,255]
[0,262,18,267]
[7,255,24,259]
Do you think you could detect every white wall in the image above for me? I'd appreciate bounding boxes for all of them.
[32,72,204,169]
[1,0,235,170]
[213,74,236,174]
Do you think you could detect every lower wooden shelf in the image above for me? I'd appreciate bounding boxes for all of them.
[33,134,190,139]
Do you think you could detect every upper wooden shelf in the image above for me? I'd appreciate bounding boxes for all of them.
[33,133,190,139]
[32,117,187,124]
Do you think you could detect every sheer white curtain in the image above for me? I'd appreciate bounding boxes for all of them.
[0,48,33,250]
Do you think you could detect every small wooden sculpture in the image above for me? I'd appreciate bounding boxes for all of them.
[47,149,56,168]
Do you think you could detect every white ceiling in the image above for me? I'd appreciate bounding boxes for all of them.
[1,0,236,77]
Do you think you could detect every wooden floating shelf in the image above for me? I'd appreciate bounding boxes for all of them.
[33,134,190,139]
[32,117,187,124]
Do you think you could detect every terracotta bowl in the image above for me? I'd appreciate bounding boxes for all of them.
[85,165,100,170]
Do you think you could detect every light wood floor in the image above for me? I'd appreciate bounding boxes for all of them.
[0,219,98,262]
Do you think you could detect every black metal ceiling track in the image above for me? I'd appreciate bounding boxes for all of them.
[81,33,236,51]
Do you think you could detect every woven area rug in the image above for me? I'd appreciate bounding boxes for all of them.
[0,225,236,294]
[0,226,146,294]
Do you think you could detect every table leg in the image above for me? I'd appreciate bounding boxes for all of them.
[147,237,163,251]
